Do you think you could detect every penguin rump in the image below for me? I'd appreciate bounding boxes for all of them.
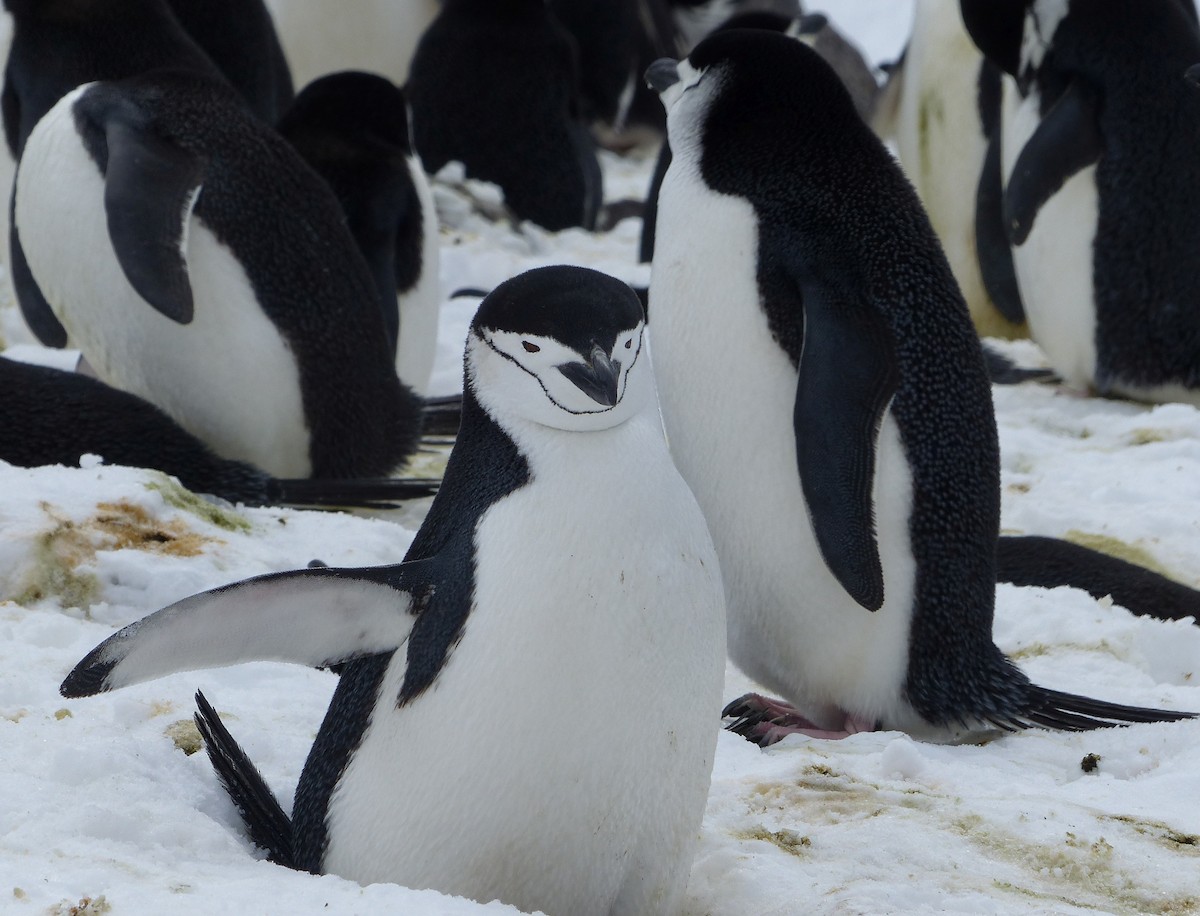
[646,29,1195,744]
[61,266,727,915]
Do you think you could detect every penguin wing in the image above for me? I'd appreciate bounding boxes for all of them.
[60,565,416,697]
[975,134,1026,325]
[1004,77,1103,246]
[80,93,206,324]
[793,277,901,612]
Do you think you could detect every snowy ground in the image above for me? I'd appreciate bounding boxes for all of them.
[4,2,1200,914]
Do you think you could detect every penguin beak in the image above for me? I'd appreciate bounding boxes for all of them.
[796,13,828,37]
[558,345,620,407]
[645,58,680,94]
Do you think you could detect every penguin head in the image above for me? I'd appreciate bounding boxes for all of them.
[278,71,414,157]
[960,0,1028,79]
[467,266,650,433]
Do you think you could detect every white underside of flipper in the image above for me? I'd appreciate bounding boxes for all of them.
[15,85,311,478]
[649,153,918,731]
[323,409,726,916]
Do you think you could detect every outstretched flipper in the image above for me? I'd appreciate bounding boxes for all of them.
[194,690,296,868]
[61,565,417,697]
[1005,78,1103,246]
[997,535,1200,624]
[76,89,206,323]
[794,277,901,611]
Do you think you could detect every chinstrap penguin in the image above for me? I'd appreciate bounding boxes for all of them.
[277,71,441,396]
[0,357,439,508]
[407,0,603,232]
[14,68,424,480]
[61,265,727,915]
[645,30,1194,744]
[961,0,1200,405]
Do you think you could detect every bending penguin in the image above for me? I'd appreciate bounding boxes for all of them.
[60,266,728,915]
[14,69,424,480]
[645,30,1195,743]
[960,0,1200,405]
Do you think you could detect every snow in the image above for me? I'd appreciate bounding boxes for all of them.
[3,2,1200,914]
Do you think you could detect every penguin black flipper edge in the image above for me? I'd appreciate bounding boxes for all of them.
[80,90,207,324]
[793,275,900,612]
[60,566,418,697]
[1004,78,1103,246]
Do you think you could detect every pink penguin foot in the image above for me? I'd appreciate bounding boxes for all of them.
[722,692,877,746]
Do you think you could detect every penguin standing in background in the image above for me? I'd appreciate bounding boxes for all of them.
[14,69,424,481]
[2,0,296,347]
[278,72,441,396]
[407,0,602,232]
[0,357,438,508]
[961,0,1200,405]
[61,266,728,916]
[646,31,1193,743]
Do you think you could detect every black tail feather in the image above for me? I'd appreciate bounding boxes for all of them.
[421,394,463,438]
[194,691,295,868]
[265,476,440,509]
[1015,685,1195,732]
[998,535,1200,624]
[981,344,1059,385]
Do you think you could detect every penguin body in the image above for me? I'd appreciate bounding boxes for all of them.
[962,0,1200,403]
[14,70,422,480]
[647,31,1192,739]
[407,0,602,232]
[278,72,441,395]
[62,266,727,915]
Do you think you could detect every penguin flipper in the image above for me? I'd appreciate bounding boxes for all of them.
[60,566,415,697]
[975,133,1026,325]
[194,690,295,868]
[793,278,901,612]
[86,95,206,324]
[1004,77,1102,246]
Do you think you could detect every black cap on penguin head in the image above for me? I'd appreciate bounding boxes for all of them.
[959,0,1028,77]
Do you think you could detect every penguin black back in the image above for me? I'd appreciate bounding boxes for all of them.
[70,69,424,479]
[407,0,602,231]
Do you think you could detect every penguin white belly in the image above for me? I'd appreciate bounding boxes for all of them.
[15,86,311,478]
[1003,87,1099,391]
[650,171,916,729]
[393,156,441,396]
[323,412,726,915]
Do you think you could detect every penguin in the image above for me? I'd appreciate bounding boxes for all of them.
[277,72,441,396]
[879,0,1028,340]
[2,0,296,348]
[960,0,1200,405]
[164,0,294,124]
[13,68,425,480]
[407,0,603,232]
[60,265,728,915]
[0,356,439,508]
[645,30,1194,743]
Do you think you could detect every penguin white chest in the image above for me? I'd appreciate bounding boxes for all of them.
[392,154,441,395]
[650,165,917,728]
[14,85,310,478]
[322,413,726,915]
[1003,83,1099,391]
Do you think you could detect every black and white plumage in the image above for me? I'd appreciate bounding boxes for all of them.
[407,0,602,231]
[0,357,438,508]
[646,30,1193,743]
[961,0,1200,404]
[61,266,727,915]
[14,69,424,480]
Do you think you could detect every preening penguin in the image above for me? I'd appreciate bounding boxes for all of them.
[14,69,424,480]
[961,0,1200,405]
[61,266,727,916]
[646,30,1194,743]
[407,0,603,231]
[277,71,441,396]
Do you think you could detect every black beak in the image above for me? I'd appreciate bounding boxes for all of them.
[797,13,828,36]
[558,344,620,407]
[645,58,681,93]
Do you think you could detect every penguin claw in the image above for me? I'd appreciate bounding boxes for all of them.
[722,692,877,746]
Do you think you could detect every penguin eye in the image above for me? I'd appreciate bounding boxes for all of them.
[522,341,540,353]
[624,339,632,349]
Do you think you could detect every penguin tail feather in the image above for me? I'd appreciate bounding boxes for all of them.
[194,690,295,868]
[266,476,440,510]
[998,686,1196,732]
